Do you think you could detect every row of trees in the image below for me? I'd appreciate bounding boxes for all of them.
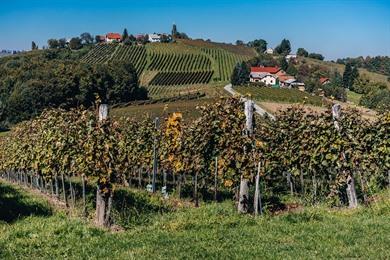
[244,38,325,60]
[1,98,388,226]
[297,48,324,60]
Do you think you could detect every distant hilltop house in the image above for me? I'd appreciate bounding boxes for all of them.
[285,54,297,61]
[106,33,122,43]
[136,34,146,40]
[250,66,305,91]
[319,77,330,85]
[148,33,161,43]
[264,48,274,54]
[96,35,106,43]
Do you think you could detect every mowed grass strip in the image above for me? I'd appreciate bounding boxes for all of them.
[234,85,324,106]
[111,98,218,121]
[0,181,389,259]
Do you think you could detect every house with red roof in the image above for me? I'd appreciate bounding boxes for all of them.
[319,77,330,85]
[106,33,122,43]
[251,66,281,74]
[250,67,281,86]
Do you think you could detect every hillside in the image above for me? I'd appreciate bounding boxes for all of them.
[81,40,256,97]
[301,57,390,89]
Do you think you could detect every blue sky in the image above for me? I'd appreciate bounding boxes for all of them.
[0,0,389,60]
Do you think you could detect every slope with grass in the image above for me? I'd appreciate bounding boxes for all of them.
[1,180,389,259]
[234,85,324,106]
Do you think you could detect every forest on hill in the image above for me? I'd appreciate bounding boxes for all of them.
[0,49,146,128]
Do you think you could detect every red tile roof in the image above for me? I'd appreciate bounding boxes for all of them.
[251,66,280,74]
[279,75,295,82]
[319,77,330,84]
[106,33,121,40]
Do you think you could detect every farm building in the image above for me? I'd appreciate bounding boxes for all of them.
[250,72,279,86]
[148,34,161,43]
[251,66,281,74]
[319,77,330,85]
[106,33,121,43]
[96,35,106,43]
[286,54,297,61]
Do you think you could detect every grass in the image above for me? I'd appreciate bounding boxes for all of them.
[234,85,324,106]
[0,131,9,137]
[111,98,221,121]
[1,180,389,259]
[347,89,362,105]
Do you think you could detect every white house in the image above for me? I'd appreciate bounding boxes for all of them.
[148,34,161,43]
[250,72,278,86]
[264,48,274,54]
[286,54,297,61]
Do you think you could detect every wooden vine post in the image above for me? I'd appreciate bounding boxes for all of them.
[152,117,159,193]
[95,103,111,227]
[254,161,263,216]
[214,157,218,202]
[238,100,253,213]
[332,104,358,208]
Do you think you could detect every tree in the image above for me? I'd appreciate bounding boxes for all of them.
[80,32,93,44]
[308,53,324,60]
[248,39,267,54]
[58,38,67,48]
[31,41,38,50]
[122,38,132,46]
[69,37,82,50]
[47,39,59,49]
[236,40,245,46]
[128,34,136,42]
[279,57,288,71]
[350,66,359,90]
[231,62,249,85]
[172,24,178,38]
[286,64,298,76]
[95,35,104,43]
[274,39,291,55]
[122,28,129,41]
[343,63,353,88]
[297,48,308,57]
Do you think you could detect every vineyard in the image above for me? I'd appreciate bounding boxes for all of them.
[0,98,389,227]
[234,85,324,106]
[110,45,148,74]
[202,48,251,82]
[80,44,117,64]
[79,41,256,92]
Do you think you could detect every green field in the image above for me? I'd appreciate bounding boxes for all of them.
[346,89,362,105]
[80,40,255,92]
[1,181,389,259]
[234,86,324,106]
[111,98,219,121]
